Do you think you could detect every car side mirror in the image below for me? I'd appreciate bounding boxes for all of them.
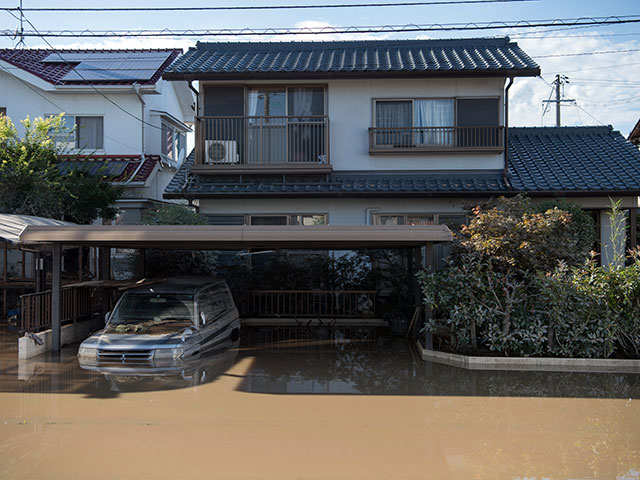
[200,312,206,326]
[104,311,111,323]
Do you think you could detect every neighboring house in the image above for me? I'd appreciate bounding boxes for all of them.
[0,48,194,224]
[629,118,640,147]
[162,38,640,265]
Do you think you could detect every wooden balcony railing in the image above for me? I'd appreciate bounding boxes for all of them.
[195,116,330,171]
[238,290,377,318]
[368,125,504,153]
[20,286,105,333]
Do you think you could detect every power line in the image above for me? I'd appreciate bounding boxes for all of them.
[546,61,640,74]
[2,0,538,12]
[2,15,640,38]
[0,63,142,151]
[14,12,164,132]
[532,47,640,59]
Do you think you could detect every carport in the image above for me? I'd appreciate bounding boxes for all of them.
[18,224,452,352]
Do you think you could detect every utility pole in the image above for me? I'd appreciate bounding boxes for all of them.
[542,74,575,127]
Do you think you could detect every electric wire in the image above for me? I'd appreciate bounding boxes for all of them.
[2,15,640,38]
[2,0,538,12]
[0,63,142,151]
[12,11,164,131]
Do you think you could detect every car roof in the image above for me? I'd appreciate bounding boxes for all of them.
[124,277,226,295]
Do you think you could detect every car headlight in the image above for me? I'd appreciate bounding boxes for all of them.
[77,345,97,361]
[153,347,184,360]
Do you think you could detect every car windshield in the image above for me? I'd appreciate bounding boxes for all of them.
[105,293,195,334]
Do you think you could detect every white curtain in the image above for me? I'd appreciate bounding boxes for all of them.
[247,90,259,118]
[414,99,454,145]
[75,117,103,150]
[291,88,313,117]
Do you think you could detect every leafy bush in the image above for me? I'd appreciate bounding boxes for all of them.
[419,196,640,358]
[134,204,217,277]
[0,114,122,223]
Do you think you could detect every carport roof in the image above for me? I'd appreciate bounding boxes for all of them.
[18,224,452,249]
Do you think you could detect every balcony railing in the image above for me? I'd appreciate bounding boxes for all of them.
[195,115,330,170]
[368,125,504,153]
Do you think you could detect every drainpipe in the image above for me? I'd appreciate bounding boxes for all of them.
[503,77,514,190]
[133,82,146,158]
[189,81,199,116]
[189,81,200,164]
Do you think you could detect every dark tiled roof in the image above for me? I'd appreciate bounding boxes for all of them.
[59,155,160,183]
[166,126,640,199]
[508,126,640,192]
[0,49,181,85]
[164,38,539,79]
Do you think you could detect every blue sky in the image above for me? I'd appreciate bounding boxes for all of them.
[1,0,639,134]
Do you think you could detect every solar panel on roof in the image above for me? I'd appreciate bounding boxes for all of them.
[41,51,172,82]
[58,161,129,178]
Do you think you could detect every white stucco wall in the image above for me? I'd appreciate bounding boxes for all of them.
[0,68,192,158]
[199,77,506,172]
[199,197,471,225]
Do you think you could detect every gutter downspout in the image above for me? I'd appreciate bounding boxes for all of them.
[189,81,200,168]
[503,77,514,190]
[127,83,147,185]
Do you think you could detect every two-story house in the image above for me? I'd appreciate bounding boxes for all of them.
[162,38,640,264]
[0,48,195,224]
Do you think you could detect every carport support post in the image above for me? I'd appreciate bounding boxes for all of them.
[423,242,434,350]
[52,242,62,354]
[98,247,111,323]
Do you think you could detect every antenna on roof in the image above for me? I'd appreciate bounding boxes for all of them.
[14,0,26,48]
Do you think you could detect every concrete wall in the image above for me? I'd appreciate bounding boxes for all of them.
[18,316,104,359]
[199,77,506,172]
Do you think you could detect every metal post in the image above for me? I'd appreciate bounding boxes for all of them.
[555,74,561,127]
[424,242,434,350]
[52,243,61,353]
[98,247,110,322]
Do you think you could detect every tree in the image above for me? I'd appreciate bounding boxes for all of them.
[0,114,122,223]
[138,204,216,277]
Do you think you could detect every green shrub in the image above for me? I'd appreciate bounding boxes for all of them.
[419,196,640,358]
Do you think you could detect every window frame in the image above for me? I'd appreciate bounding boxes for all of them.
[370,96,502,153]
[47,114,105,152]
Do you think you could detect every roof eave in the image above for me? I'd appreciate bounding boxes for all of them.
[163,68,540,82]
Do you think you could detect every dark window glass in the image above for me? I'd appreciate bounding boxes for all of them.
[250,216,288,226]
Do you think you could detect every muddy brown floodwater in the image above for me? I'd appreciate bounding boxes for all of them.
[0,330,639,480]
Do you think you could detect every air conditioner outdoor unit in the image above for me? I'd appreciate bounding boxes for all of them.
[204,140,239,164]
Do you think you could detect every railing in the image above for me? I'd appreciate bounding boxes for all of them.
[20,286,105,333]
[368,125,504,152]
[195,115,329,166]
[239,290,377,318]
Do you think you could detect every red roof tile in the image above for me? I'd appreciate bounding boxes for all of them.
[0,49,181,86]
[60,154,160,183]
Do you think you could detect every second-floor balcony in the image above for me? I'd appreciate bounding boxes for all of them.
[368,125,505,154]
[194,115,330,174]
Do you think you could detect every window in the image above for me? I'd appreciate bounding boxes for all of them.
[375,99,454,147]
[372,97,500,150]
[374,214,434,226]
[48,115,104,150]
[161,121,186,163]
[250,214,327,226]
[205,214,328,226]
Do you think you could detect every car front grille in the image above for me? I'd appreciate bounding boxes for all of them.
[97,349,154,364]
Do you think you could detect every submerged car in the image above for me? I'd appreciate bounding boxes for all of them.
[77,278,240,368]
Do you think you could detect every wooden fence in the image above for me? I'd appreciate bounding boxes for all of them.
[20,286,105,333]
[239,290,377,318]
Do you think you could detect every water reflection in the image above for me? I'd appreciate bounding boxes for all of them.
[2,331,640,399]
[237,336,640,399]
[0,340,239,396]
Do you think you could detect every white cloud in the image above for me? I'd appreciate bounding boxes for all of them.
[511,31,640,136]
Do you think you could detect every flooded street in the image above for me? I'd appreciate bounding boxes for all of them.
[1,331,639,480]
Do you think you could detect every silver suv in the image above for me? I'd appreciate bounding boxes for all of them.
[78,278,240,368]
